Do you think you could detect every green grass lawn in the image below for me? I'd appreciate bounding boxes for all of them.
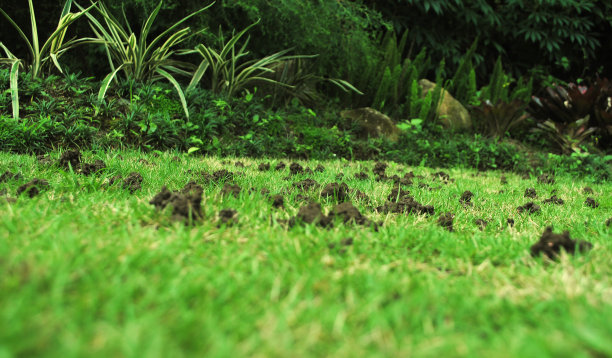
[1,150,611,357]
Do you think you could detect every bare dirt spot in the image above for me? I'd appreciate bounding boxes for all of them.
[585,197,599,208]
[507,218,515,227]
[517,202,540,214]
[373,162,388,177]
[460,190,474,207]
[524,188,537,198]
[289,162,304,175]
[500,175,508,185]
[271,194,284,208]
[59,150,81,170]
[81,160,106,176]
[530,227,592,258]
[583,187,594,194]
[258,163,270,171]
[354,171,369,180]
[275,162,286,171]
[221,184,241,198]
[474,218,488,230]
[542,195,564,205]
[321,182,350,202]
[122,172,143,193]
[315,164,325,172]
[293,179,319,191]
[437,212,454,231]
[218,209,238,226]
[331,202,377,229]
[377,193,434,216]
[16,178,49,198]
[289,202,332,227]
[149,182,203,222]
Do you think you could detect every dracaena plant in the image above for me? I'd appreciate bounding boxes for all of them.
[0,0,97,119]
[470,99,529,141]
[79,0,214,119]
[183,21,360,99]
[535,116,597,154]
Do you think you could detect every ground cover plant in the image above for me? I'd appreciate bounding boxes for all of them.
[1,150,612,356]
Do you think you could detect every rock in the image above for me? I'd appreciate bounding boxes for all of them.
[340,107,400,141]
[418,79,471,129]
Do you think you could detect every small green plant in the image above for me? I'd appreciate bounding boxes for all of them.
[535,116,597,154]
[470,100,529,141]
[79,0,214,119]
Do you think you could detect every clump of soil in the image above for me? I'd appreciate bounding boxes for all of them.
[59,150,81,170]
[293,178,319,191]
[138,158,152,166]
[354,171,369,180]
[517,202,540,214]
[221,184,241,198]
[218,209,238,226]
[537,173,555,184]
[275,162,286,171]
[321,182,350,201]
[258,163,270,171]
[331,202,377,229]
[81,160,106,176]
[460,190,474,207]
[500,175,508,185]
[585,197,599,208]
[352,189,370,202]
[583,187,594,194]
[149,182,203,222]
[235,161,245,168]
[289,202,332,227]
[507,218,515,227]
[530,227,593,258]
[391,173,413,186]
[432,171,453,183]
[377,194,434,216]
[524,188,537,198]
[315,164,325,172]
[437,212,454,232]
[372,162,387,177]
[122,172,143,193]
[474,218,488,231]
[543,195,564,205]
[16,178,50,198]
[606,217,612,226]
[387,185,411,201]
[335,173,344,180]
[0,170,22,183]
[271,194,284,208]
[289,162,304,175]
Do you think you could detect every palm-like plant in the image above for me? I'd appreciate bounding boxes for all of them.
[0,0,97,119]
[79,0,214,119]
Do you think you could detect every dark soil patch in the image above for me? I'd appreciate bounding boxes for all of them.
[271,194,284,208]
[81,160,106,176]
[387,185,411,202]
[530,227,592,258]
[122,172,143,193]
[542,195,564,205]
[218,209,238,226]
[221,184,241,198]
[289,202,332,227]
[352,189,370,202]
[289,162,304,175]
[437,212,454,232]
[320,182,350,201]
[524,188,537,198]
[507,218,515,227]
[258,163,270,171]
[335,173,344,180]
[59,150,81,170]
[517,202,540,214]
[138,158,153,166]
[585,197,599,208]
[275,162,286,171]
[235,161,245,168]
[331,202,377,229]
[315,164,325,172]
[606,217,612,226]
[293,178,319,191]
[474,218,488,230]
[391,174,413,186]
[500,175,508,185]
[537,173,555,184]
[376,195,434,216]
[0,170,23,183]
[460,190,474,207]
[16,178,49,198]
[432,171,453,183]
[149,182,203,222]
[583,187,594,194]
[372,162,387,177]
[354,171,369,180]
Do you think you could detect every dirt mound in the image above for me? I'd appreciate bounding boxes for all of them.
[437,212,454,231]
[218,209,238,226]
[59,150,81,170]
[377,194,434,216]
[0,170,22,183]
[258,163,270,171]
[315,164,325,172]
[234,161,245,168]
[321,182,350,201]
[585,197,599,208]
[583,187,594,194]
[271,194,284,208]
[500,175,508,185]
[17,178,49,198]
[530,227,592,258]
[331,202,376,229]
[354,171,369,180]
[275,162,286,171]
[293,179,319,191]
[507,218,515,227]
[289,162,304,175]
[517,202,540,214]
[474,218,488,230]
[524,188,537,198]
[122,172,143,193]
[542,195,564,205]
[372,162,387,177]
[537,173,555,184]
[387,185,411,201]
[149,182,203,222]
[81,160,106,176]
[289,202,332,227]
[221,184,241,198]
[460,190,474,206]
